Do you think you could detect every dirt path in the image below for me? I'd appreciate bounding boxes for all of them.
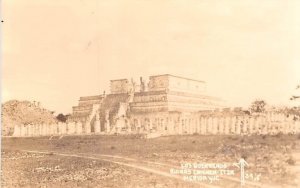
[19,149,269,188]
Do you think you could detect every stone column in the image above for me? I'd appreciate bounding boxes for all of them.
[27,124,32,137]
[13,125,21,137]
[199,116,203,134]
[51,123,55,135]
[94,120,101,134]
[253,116,259,134]
[224,117,230,135]
[72,122,77,134]
[26,125,30,136]
[249,117,254,135]
[218,117,224,135]
[172,118,176,134]
[19,125,24,137]
[191,118,196,134]
[242,116,248,135]
[43,124,47,136]
[149,119,153,132]
[32,124,37,136]
[187,118,191,134]
[34,124,37,136]
[198,117,202,135]
[67,122,75,135]
[189,118,194,134]
[38,123,44,136]
[44,124,48,136]
[207,117,212,134]
[27,125,31,137]
[62,122,67,135]
[203,117,207,134]
[105,120,110,133]
[66,123,70,134]
[17,124,22,137]
[70,122,76,135]
[192,118,196,134]
[213,117,219,135]
[261,116,268,135]
[143,118,146,133]
[34,125,38,136]
[41,124,46,136]
[230,116,236,134]
[39,123,45,136]
[236,117,241,135]
[47,124,51,135]
[34,124,38,136]
[50,124,54,135]
[57,122,62,135]
[167,117,173,135]
[85,121,91,134]
[55,123,59,135]
[33,124,38,137]
[74,122,81,134]
[24,125,29,137]
[19,125,23,137]
[31,125,35,136]
[178,118,182,134]
[39,124,43,136]
[199,117,203,135]
[184,119,188,134]
[31,124,36,136]
[161,118,166,134]
[30,125,34,136]
[50,124,55,135]
[194,117,199,134]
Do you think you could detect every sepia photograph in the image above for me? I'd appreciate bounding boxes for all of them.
[1,0,300,187]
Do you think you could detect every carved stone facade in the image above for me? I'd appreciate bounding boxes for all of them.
[67,74,222,132]
[110,79,132,94]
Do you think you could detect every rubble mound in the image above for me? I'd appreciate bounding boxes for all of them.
[1,100,57,136]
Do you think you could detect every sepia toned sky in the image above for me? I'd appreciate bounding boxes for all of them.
[2,0,300,113]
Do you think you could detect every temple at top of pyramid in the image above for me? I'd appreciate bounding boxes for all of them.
[67,74,222,133]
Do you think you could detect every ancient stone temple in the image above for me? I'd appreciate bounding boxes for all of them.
[68,74,222,134]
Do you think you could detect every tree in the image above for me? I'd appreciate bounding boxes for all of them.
[249,100,267,113]
[56,113,67,122]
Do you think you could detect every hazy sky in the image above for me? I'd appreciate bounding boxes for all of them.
[2,0,300,113]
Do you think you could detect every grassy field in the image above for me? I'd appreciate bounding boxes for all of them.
[2,134,300,187]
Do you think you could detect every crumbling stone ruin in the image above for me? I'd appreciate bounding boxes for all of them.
[12,74,300,137]
[2,100,56,136]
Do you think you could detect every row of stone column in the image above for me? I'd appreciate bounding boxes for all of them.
[175,115,300,135]
[13,119,102,137]
[12,115,300,137]
[131,115,300,135]
[265,112,291,122]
